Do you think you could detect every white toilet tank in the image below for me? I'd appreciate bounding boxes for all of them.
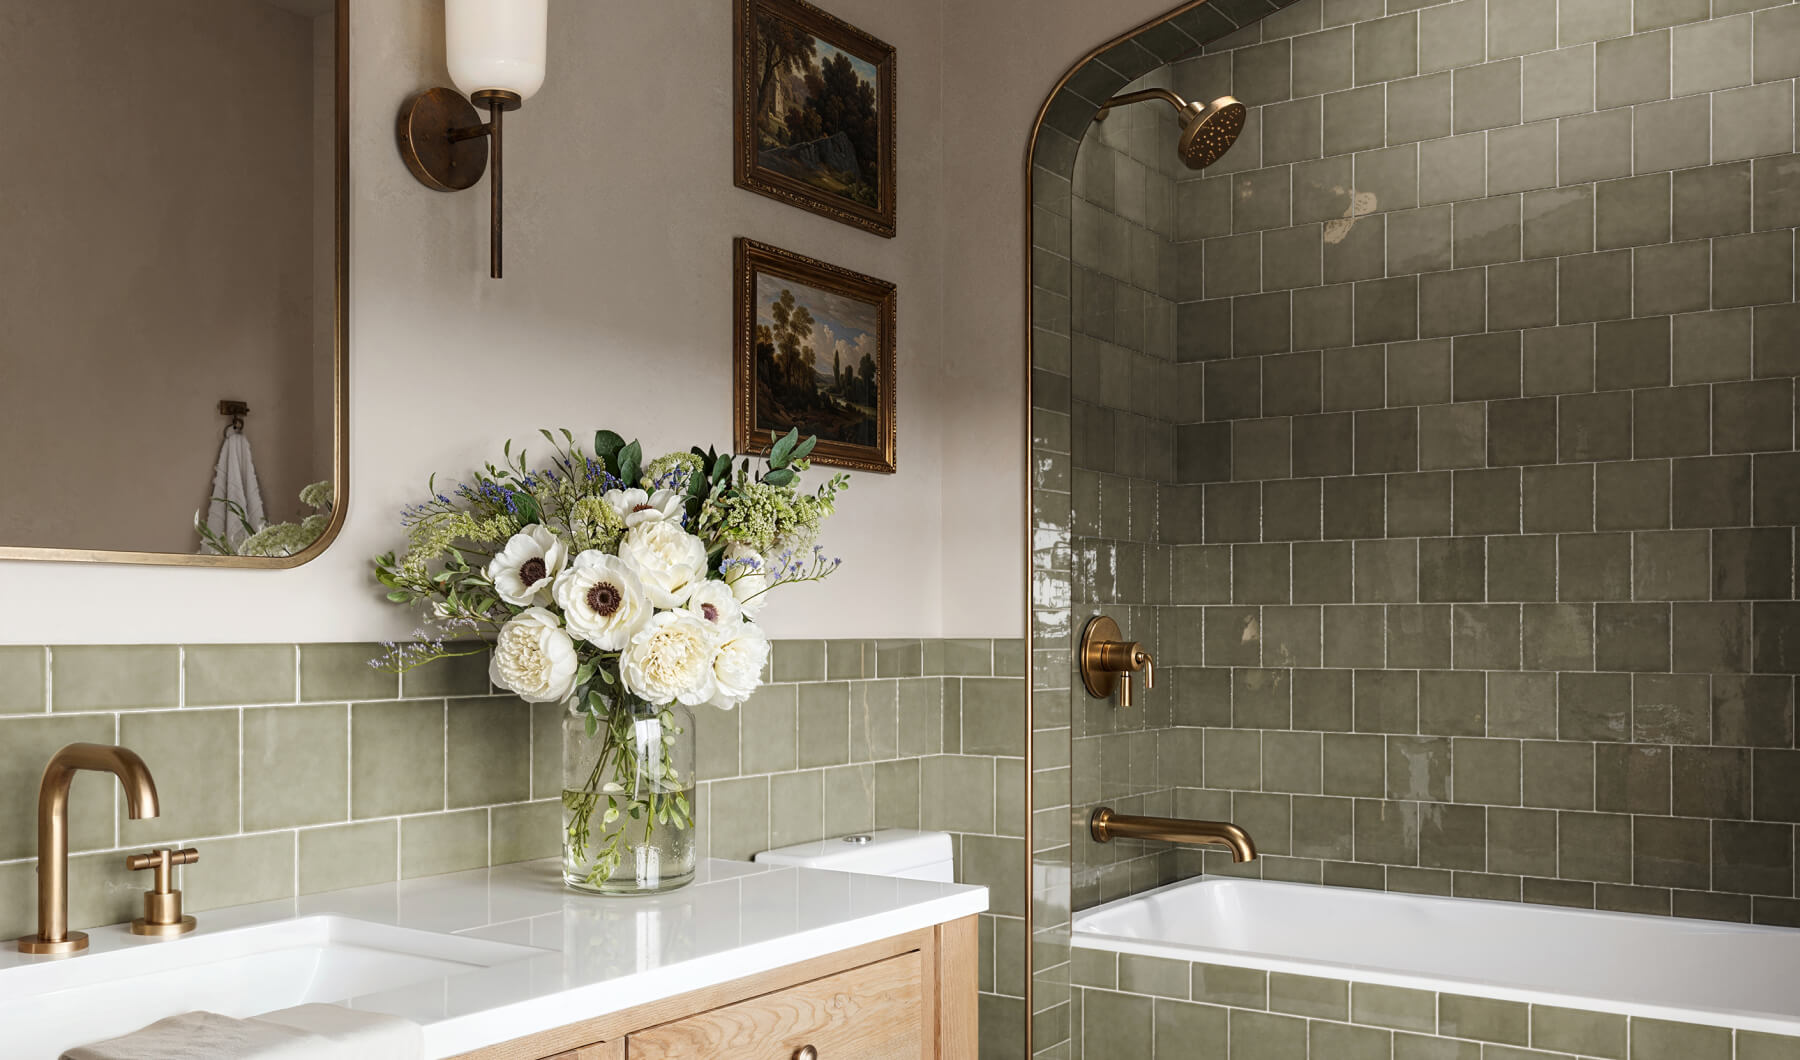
[753,829,955,883]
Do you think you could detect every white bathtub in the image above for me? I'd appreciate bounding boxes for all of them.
[1073,877,1800,1036]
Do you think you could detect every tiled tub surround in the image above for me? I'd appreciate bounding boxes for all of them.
[0,638,1026,1034]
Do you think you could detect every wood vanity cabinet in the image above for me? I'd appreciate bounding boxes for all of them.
[455,917,978,1060]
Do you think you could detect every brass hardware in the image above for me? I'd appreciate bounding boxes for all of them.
[795,1047,818,1060]
[17,744,161,954]
[127,848,199,937]
[1091,88,1247,170]
[1090,808,1257,863]
[397,86,524,279]
[1079,616,1154,708]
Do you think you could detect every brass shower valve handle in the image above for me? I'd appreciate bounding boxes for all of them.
[126,847,198,937]
[1079,616,1155,708]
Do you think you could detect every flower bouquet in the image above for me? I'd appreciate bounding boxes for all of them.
[374,428,845,894]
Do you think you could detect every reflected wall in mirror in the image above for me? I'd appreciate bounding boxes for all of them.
[0,0,347,566]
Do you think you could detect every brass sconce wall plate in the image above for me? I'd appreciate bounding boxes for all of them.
[396,87,522,277]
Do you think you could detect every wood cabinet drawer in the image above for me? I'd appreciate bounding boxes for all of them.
[626,951,925,1059]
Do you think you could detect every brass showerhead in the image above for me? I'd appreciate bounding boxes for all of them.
[1093,89,1247,171]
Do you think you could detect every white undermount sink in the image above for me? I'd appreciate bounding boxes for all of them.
[0,915,546,1059]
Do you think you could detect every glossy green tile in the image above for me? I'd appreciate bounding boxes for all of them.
[299,643,395,702]
[1084,989,1152,1057]
[797,681,850,768]
[1353,982,1437,1033]
[770,639,826,682]
[768,770,823,848]
[447,696,530,808]
[1154,998,1226,1057]
[118,709,239,844]
[242,704,347,831]
[709,776,768,861]
[350,700,445,818]
[0,713,117,859]
[963,678,1026,756]
[182,831,295,912]
[400,809,488,879]
[1739,1031,1800,1060]
[0,646,45,714]
[397,646,490,698]
[1229,1009,1308,1060]
[52,645,178,712]
[1440,993,1530,1045]
[922,755,995,834]
[1311,1020,1392,1060]
[1629,1017,1732,1060]
[1192,962,1267,1008]
[1395,1031,1481,1060]
[963,835,1025,917]
[1118,953,1190,999]
[183,644,297,707]
[1269,972,1347,1020]
[297,819,397,894]
[739,682,798,774]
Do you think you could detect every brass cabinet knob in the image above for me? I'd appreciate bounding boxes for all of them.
[795,1047,819,1060]
[127,847,198,937]
[1079,616,1155,708]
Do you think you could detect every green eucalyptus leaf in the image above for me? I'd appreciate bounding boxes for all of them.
[770,429,799,468]
[512,492,541,526]
[791,435,818,461]
[584,712,598,737]
[762,468,796,487]
[594,430,626,472]
[618,441,643,486]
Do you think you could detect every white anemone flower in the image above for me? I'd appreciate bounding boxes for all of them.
[708,621,770,710]
[603,487,686,528]
[485,524,568,608]
[620,611,720,707]
[684,580,743,634]
[552,551,653,650]
[721,543,770,616]
[617,521,709,608]
[489,607,579,703]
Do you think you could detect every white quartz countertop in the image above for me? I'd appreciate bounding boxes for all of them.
[5,858,988,1059]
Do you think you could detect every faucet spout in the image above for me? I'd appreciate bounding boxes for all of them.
[1089,807,1258,863]
[18,743,161,954]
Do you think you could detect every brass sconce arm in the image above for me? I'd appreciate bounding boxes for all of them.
[1090,807,1258,863]
[1079,616,1155,708]
[397,87,523,279]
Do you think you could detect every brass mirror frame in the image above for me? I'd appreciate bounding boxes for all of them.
[0,0,350,569]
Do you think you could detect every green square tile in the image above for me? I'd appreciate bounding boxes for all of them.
[1598,602,1675,674]
[299,643,395,702]
[1523,741,1595,810]
[1560,811,1635,883]
[1083,989,1151,1058]
[709,776,769,861]
[769,770,823,848]
[1420,670,1487,736]
[118,709,239,845]
[0,646,46,714]
[183,644,297,706]
[1311,1019,1392,1059]
[298,819,397,894]
[447,696,531,808]
[1453,738,1522,805]
[491,799,559,863]
[1353,982,1437,1033]
[1488,806,1560,877]
[1229,1009,1307,1060]
[1440,993,1530,1045]
[52,645,178,711]
[740,683,798,773]
[350,700,445,818]
[1120,953,1191,999]
[1326,733,1389,797]
[797,681,850,768]
[243,704,347,831]
[962,678,1025,757]
[183,832,295,912]
[400,809,488,879]
[1355,799,1422,865]
[1193,962,1267,1008]
[398,645,490,698]
[771,639,826,682]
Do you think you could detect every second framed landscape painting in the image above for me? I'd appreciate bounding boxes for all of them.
[734,238,896,473]
[734,0,896,237]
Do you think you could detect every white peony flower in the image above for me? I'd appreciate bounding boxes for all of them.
[486,524,568,608]
[709,621,770,710]
[620,611,719,707]
[618,521,709,608]
[552,551,653,650]
[489,607,580,703]
[604,488,686,528]
[684,579,743,633]
[721,543,770,616]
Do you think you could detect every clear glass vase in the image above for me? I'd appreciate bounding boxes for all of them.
[561,697,697,895]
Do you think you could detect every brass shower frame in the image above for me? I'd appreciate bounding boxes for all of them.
[1021,1,1252,1054]
[0,0,351,570]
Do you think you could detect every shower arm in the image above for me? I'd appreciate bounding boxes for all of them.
[1093,88,1189,120]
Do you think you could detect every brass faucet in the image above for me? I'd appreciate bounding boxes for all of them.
[1089,807,1258,863]
[1079,616,1155,708]
[17,743,162,955]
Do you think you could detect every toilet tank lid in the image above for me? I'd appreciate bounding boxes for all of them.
[754,829,953,874]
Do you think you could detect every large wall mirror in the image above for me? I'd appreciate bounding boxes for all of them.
[0,0,348,567]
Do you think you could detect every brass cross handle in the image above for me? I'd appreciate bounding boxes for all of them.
[1079,616,1155,708]
[126,847,198,937]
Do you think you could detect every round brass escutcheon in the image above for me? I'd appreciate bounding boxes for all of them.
[131,915,197,938]
[17,931,88,955]
[397,87,489,192]
[1079,615,1123,700]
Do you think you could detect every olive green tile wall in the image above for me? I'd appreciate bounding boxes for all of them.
[0,639,1026,1021]
[1070,949,1800,1059]
[1126,0,1800,925]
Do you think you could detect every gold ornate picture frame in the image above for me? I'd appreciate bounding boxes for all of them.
[734,0,897,238]
[734,238,896,474]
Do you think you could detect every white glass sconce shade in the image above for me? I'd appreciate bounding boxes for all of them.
[445,0,548,101]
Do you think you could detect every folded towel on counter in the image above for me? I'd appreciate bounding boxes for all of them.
[59,1005,421,1060]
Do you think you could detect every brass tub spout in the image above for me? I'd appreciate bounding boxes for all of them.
[1089,807,1257,863]
[18,743,161,954]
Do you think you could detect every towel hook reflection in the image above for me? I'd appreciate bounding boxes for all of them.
[218,399,248,438]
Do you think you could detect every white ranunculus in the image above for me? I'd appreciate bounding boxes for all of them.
[552,551,653,650]
[721,543,770,616]
[709,621,770,710]
[489,607,579,703]
[486,524,568,608]
[620,611,719,707]
[604,487,685,528]
[618,521,709,608]
[684,579,743,633]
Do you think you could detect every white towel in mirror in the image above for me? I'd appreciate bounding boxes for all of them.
[201,428,266,553]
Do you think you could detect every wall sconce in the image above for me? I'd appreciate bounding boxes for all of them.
[396,0,548,279]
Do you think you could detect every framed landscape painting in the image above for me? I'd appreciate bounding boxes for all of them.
[734,238,896,473]
[734,0,896,238]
